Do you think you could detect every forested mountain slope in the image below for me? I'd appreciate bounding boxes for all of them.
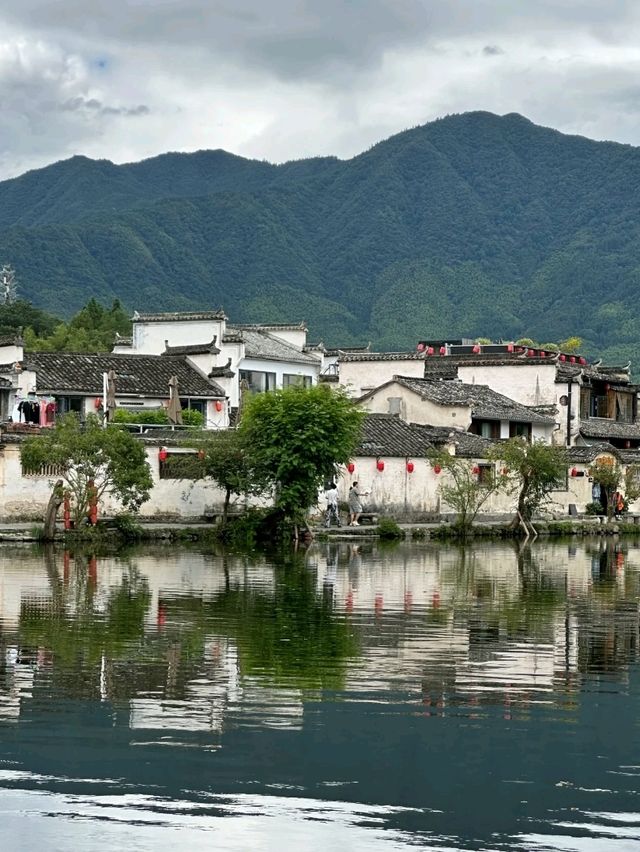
[2,111,640,361]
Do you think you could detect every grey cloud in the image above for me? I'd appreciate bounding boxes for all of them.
[59,96,150,116]
[482,45,504,56]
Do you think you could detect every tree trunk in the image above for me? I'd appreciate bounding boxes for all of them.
[223,487,231,524]
[44,480,64,541]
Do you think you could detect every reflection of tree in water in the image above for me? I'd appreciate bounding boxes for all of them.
[18,548,151,699]
[164,551,359,692]
[576,538,640,675]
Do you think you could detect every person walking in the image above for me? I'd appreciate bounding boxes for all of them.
[324,482,340,527]
[348,481,364,526]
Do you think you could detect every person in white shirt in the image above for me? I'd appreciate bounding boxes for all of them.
[324,483,340,527]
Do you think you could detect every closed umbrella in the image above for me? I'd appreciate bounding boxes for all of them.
[167,375,183,425]
[106,369,117,422]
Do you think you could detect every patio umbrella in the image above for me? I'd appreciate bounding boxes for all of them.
[167,375,183,425]
[106,369,117,422]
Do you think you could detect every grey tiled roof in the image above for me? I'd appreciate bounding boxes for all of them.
[324,344,371,357]
[423,361,460,379]
[580,418,640,440]
[354,414,495,459]
[231,322,307,332]
[132,310,226,322]
[209,358,235,378]
[355,414,434,457]
[366,376,555,424]
[567,443,622,463]
[0,335,23,346]
[163,338,220,356]
[24,352,225,398]
[340,351,426,362]
[226,325,318,365]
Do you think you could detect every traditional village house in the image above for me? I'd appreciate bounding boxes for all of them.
[336,350,427,398]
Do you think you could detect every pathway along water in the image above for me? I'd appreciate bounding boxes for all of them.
[0,539,639,850]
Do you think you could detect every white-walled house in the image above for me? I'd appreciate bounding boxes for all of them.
[356,376,555,443]
[336,351,427,398]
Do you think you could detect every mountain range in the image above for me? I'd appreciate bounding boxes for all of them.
[2,111,640,362]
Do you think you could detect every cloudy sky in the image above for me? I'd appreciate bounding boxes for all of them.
[2,0,640,179]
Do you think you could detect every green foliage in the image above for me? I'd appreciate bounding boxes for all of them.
[3,112,640,359]
[181,408,204,427]
[0,299,59,338]
[199,429,257,521]
[377,517,404,539]
[24,298,131,353]
[239,385,365,525]
[161,454,205,480]
[585,501,604,516]
[21,413,153,523]
[590,460,623,521]
[427,449,507,532]
[113,408,169,425]
[492,438,567,523]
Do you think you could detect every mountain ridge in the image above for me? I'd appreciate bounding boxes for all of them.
[1,111,640,362]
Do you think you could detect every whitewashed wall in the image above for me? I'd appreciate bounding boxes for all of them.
[132,318,226,354]
[238,357,319,390]
[338,358,425,398]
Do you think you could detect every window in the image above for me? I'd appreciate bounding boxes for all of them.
[180,399,205,415]
[57,397,83,415]
[471,419,499,440]
[509,422,532,441]
[282,374,313,388]
[477,463,494,485]
[239,370,276,393]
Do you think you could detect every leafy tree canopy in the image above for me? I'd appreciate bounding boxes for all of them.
[239,384,365,526]
[21,413,153,523]
[23,298,131,352]
[491,438,567,525]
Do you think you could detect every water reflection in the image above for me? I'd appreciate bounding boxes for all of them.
[0,539,639,850]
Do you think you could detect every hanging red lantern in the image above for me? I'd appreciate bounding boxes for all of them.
[579,356,586,365]
[570,467,578,477]
[439,346,446,355]
[472,465,480,475]
[527,348,535,357]
[569,356,576,364]
[215,400,223,411]
[158,447,168,462]
[417,343,425,352]
[427,346,434,356]
[507,343,514,353]
[433,464,442,474]
[559,354,566,362]
[347,462,355,474]
[94,397,102,409]
[539,350,546,357]
[472,344,481,354]
[376,459,385,472]
[406,460,414,473]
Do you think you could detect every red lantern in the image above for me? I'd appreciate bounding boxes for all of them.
[559,354,566,362]
[417,343,425,352]
[433,464,442,474]
[347,462,355,474]
[94,397,102,409]
[197,449,205,460]
[439,346,446,355]
[472,344,481,354]
[527,349,535,357]
[570,467,578,477]
[472,466,480,475]
[158,447,168,462]
[579,356,586,365]
[539,350,545,357]
[376,459,385,472]
[427,346,434,356]
[406,460,414,473]
[215,400,223,411]
[569,356,576,364]
[507,343,514,353]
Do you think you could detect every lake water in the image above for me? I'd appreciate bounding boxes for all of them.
[0,538,639,851]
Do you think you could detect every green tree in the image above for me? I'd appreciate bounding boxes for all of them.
[239,385,364,534]
[590,459,623,521]
[558,336,583,354]
[21,413,153,526]
[23,298,131,352]
[492,438,567,530]
[199,429,257,523]
[427,449,506,533]
[0,299,60,338]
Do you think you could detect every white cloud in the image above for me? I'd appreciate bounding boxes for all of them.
[3,3,640,177]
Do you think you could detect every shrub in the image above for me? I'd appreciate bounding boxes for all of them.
[585,501,604,516]
[113,408,169,425]
[181,409,204,427]
[377,517,404,539]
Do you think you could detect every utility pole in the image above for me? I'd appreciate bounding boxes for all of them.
[0,265,17,304]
